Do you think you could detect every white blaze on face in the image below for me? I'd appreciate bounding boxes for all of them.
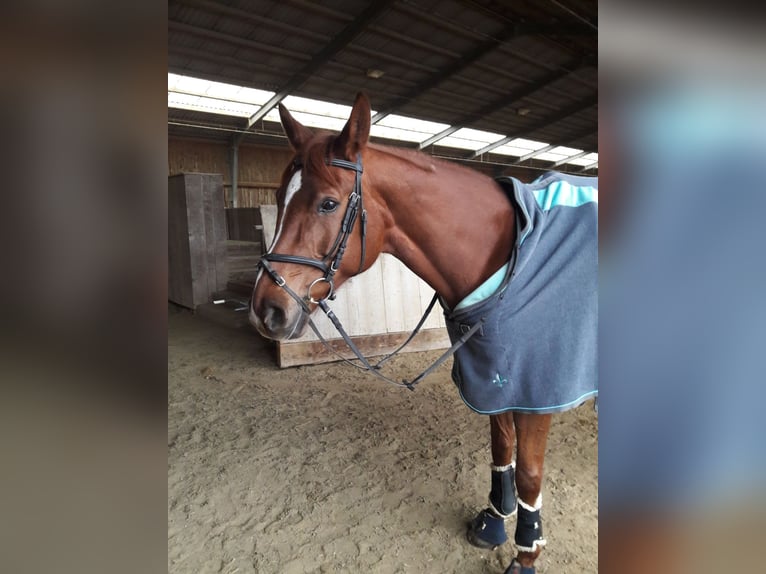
[253,169,303,291]
[269,169,302,253]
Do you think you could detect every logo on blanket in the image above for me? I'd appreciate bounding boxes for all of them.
[491,373,508,388]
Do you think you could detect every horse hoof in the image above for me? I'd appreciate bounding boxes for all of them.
[504,558,535,574]
[466,508,507,550]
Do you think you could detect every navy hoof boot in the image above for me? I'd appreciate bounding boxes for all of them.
[504,558,535,574]
[466,508,507,550]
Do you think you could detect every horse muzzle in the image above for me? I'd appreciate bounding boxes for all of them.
[249,298,308,340]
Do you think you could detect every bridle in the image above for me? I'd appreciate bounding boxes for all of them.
[255,151,486,390]
[258,153,366,306]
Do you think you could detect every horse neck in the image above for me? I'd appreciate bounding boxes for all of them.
[365,147,515,309]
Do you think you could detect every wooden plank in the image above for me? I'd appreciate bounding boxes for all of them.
[184,174,209,307]
[397,261,425,334]
[167,173,226,309]
[277,327,450,368]
[346,260,387,335]
[168,174,193,307]
[205,174,228,295]
[379,255,407,333]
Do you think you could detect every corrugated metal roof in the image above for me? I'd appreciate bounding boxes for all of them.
[169,0,597,172]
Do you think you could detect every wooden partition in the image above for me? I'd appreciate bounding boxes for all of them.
[168,173,227,309]
[259,206,450,367]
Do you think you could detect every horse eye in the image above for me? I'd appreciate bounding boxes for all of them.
[318,198,339,213]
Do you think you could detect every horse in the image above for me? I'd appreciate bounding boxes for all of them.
[249,93,598,574]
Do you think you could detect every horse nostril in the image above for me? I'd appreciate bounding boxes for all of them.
[262,302,287,332]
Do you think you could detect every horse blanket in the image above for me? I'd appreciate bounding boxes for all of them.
[443,171,597,414]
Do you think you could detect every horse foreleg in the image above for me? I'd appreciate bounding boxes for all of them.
[466,412,517,549]
[510,412,552,572]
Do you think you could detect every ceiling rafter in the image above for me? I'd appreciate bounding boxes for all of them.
[418,62,583,149]
[174,0,328,43]
[235,0,396,138]
[370,22,523,124]
[396,0,596,88]
[167,0,597,166]
[168,21,310,62]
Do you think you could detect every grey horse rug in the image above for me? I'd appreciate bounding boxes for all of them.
[443,171,597,414]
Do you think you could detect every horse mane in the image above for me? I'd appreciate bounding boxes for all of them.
[367,143,437,173]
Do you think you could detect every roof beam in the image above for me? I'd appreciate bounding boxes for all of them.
[371,22,524,124]
[168,21,310,61]
[469,94,597,158]
[175,0,328,43]
[236,0,395,138]
[578,160,599,172]
[418,126,461,150]
[417,63,581,148]
[515,144,556,163]
[547,0,598,32]
[472,136,515,157]
[399,1,596,78]
[169,46,287,78]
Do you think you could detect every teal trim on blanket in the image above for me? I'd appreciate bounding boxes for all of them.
[454,262,509,311]
[457,387,598,415]
[532,180,598,211]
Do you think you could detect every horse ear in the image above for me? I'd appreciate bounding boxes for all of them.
[279,103,313,151]
[335,92,371,160]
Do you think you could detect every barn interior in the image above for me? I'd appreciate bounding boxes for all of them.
[167,2,598,572]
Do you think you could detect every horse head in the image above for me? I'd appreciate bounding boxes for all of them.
[250,93,387,340]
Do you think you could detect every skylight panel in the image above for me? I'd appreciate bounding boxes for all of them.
[550,146,583,156]
[168,74,211,94]
[259,95,380,132]
[368,125,428,142]
[167,92,260,117]
[437,127,506,151]
[168,73,275,117]
[377,114,450,134]
[492,138,552,157]
[508,138,550,151]
[281,95,354,120]
[528,146,583,162]
[565,152,599,166]
[533,152,569,161]
[168,73,273,105]
[166,74,596,167]
[287,111,349,132]
[369,114,450,143]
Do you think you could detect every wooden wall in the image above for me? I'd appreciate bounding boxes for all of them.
[168,138,291,207]
[169,136,543,209]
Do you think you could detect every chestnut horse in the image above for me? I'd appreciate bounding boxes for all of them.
[250,93,596,574]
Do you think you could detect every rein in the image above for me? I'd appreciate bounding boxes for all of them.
[257,153,486,390]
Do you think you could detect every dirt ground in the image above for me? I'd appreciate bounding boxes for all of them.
[168,307,597,574]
